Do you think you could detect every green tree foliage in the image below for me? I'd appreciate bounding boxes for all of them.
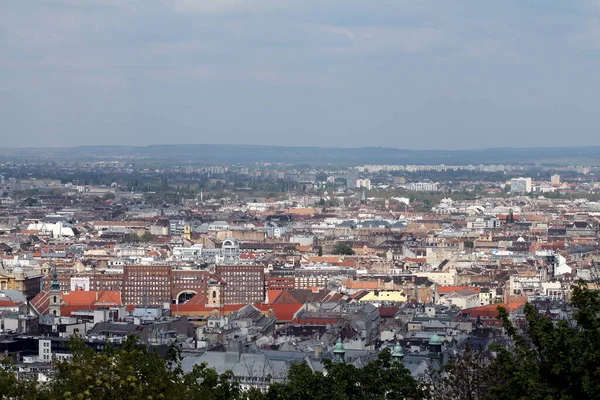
[0,335,244,400]
[265,349,426,400]
[432,282,600,400]
[332,244,355,255]
[0,357,39,399]
[0,338,424,400]
[283,245,297,254]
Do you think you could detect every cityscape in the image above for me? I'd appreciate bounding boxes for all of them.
[0,152,599,398]
[3,1,600,399]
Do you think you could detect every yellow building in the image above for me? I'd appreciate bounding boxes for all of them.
[0,265,24,291]
[356,290,407,303]
[0,263,43,298]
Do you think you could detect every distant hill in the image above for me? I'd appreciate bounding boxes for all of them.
[1,144,599,166]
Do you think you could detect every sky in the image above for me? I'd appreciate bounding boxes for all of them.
[2,0,600,150]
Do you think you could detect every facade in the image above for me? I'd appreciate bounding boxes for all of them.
[172,270,211,303]
[405,182,439,191]
[42,272,124,293]
[356,179,372,191]
[123,265,172,307]
[510,177,532,193]
[346,168,360,188]
[216,265,265,304]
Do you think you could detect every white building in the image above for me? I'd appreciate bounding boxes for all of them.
[26,221,76,238]
[356,179,372,190]
[510,177,532,194]
[404,182,439,192]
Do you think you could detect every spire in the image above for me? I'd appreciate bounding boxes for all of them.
[361,189,366,204]
[50,264,60,291]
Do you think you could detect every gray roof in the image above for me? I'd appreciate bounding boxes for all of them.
[0,290,27,304]
[181,351,291,383]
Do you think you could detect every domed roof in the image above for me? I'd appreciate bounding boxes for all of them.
[429,334,442,346]
[222,238,239,247]
[391,342,404,358]
[333,338,345,354]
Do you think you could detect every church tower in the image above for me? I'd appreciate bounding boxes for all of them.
[48,265,62,317]
[183,224,192,241]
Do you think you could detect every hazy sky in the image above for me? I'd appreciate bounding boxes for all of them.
[2,0,600,150]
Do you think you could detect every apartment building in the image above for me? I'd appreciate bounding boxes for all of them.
[216,264,265,305]
[123,265,172,307]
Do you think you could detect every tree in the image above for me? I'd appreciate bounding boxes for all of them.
[44,335,244,400]
[0,357,39,399]
[266,349,426,400]
[317,246,323,257]
[283,245,297,254]
[332,244,355,255]
[431,281,600,400]
[102,192,116,201]
[428,345,494,400]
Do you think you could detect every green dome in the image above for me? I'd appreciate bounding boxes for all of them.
[391,342,404,358]
[429,334,442,346]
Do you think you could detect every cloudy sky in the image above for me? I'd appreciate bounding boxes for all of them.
[2,0,600,149]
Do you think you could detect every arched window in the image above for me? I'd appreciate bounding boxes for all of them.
[53,296,57,303]
[212,290,217,298]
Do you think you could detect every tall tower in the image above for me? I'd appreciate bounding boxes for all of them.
[48,265,62,317]
[183,224,192,241]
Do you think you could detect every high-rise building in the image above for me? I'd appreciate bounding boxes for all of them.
[551,174,560,185]
[346,168,359,188]
[510,177,532,194]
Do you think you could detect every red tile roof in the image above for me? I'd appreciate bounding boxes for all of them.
[457,302,525,319]
[0,299,19,308]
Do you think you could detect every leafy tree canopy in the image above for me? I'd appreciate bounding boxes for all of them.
[332,244,355,255]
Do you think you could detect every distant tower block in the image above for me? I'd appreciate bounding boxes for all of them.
[551,174,560,185]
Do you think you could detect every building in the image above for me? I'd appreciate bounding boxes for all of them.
[123,265,172,307]
[346,168,360,188]
[0,263,42,299]
[393,176,406,185]
[172,269,211,304]
[216,265,265,305]
[42,272,124,293]
[551,174,560,185]
[405,182,439,192]
[267,269,296,291]
[510,177,532,194]
[356,179,372,191]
